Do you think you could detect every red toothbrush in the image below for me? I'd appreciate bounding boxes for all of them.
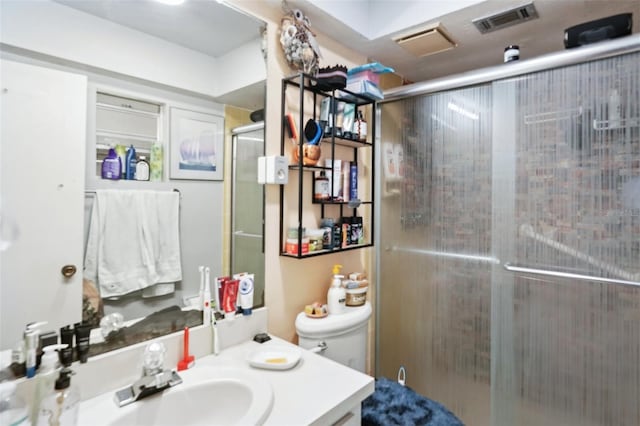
[177,326,195,371]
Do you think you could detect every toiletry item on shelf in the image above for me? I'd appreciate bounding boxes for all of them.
[342,161,351,203]
[332,221,342,250]
[314,171,330,201]
[115,145,127,178]
[73,323,91,364]
[320,98,332,136]
[352,216,364,245]
[135,156,150,181]
[285,227,309,255]
[125,145,136,180]
[345,286,368,306]
[99,313,124,340]
[24,322,46,379]
[177,327,195,371]
[0,381,28,426]
[334,101,345,137]
[325,159,342,200]
[222,279,239,320]
[149,143,163,181]
[341,217,352,248]
[342,103,355,139]
[307,229,325,252]
[101,148,121,180]
[350,163,358,200]
[320,218,335,249]
[203,267,212,325]
[36,367,79,426]
[237,274,254,315]
[32,344,67,425]
[327,265,346,315]
[354,110,367,142]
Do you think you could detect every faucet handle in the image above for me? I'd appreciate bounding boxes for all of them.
[142,342,166,376]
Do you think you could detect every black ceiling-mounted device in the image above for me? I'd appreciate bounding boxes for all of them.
[564,13,632,49]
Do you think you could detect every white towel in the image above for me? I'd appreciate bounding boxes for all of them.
[84,190,182,299]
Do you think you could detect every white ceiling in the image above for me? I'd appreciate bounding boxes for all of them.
[51,0,639,88]
[54,0,263,57]
[295,0,640,83]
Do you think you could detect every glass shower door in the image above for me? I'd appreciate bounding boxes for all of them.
[377,51,640,426]
[231,123,265,307]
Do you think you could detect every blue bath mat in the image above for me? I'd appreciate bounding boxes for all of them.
[362,377,464,426]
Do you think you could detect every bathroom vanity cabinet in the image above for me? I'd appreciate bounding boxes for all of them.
[280,73,376,258]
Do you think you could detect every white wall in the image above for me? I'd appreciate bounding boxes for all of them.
[0,0,265,99]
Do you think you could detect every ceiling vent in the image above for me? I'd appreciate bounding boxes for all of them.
[393,23,457,57]
[472,2,539,34]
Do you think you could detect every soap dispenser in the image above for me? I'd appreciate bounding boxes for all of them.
[37,367,79,426]
[327,264,346,315]
[32,344,67,425]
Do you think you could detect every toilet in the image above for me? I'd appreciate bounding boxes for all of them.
[295,302,372,372]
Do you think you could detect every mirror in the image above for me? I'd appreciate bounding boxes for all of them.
[0,0,266,356]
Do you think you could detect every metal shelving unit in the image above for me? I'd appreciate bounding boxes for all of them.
[279,73,376,258]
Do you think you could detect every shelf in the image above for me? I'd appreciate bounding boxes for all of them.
[283,73,377,107]
[280,72,376,259]
[281,243,374,259]
[320,136,373,148]
[312,200,372,206]
[288,164,331,172]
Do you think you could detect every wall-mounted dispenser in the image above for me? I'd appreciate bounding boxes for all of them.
[258,156,288,185]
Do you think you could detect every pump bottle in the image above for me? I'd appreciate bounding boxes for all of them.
[31,344,67,425]
[327,264,346,315]
[37,367,79,426]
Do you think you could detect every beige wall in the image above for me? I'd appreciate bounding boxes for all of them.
[227,2,375,357]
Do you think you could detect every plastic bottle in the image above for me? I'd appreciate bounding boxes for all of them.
[135,156,150,181]
[37,368,79,426]
[101,147,122,180]
[31,344,67,425]
[24,321,47,379]
[0,381,28,425]
[149,142,163,181]
[125,145,136,180]
[327,264,346,315]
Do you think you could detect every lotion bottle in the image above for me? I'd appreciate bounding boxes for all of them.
[37,368,79,426]
[327,264,346,315]
[31,344,66,425]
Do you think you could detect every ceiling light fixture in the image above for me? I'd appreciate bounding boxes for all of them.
[154,0,185,5]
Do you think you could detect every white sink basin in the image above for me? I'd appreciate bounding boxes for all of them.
[79,367,273,426]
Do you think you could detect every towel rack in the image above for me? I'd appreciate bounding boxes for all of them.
[503,263,640,288]
[85,188,181,195]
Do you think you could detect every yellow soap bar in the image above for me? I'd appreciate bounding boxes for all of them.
[265,357,287,364]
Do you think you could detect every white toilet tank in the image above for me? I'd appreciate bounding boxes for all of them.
[295,302,372,373]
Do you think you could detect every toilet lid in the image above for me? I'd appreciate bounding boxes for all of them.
[295,302,372,338]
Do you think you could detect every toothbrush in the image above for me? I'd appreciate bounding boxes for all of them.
[212,319,220,356]
[198,266,205,308]
[203,267,212,325]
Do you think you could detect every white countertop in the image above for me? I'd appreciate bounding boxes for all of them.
[79,336,374,426]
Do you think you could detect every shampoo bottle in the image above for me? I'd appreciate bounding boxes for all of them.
[37,368,79,426]
[327,264,346,315]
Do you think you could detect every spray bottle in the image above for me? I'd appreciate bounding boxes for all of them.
[327,264,346,315]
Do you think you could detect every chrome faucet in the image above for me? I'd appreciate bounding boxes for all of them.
[113,342,182,407]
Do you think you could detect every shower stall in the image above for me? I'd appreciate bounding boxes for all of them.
[375,35,640,426]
